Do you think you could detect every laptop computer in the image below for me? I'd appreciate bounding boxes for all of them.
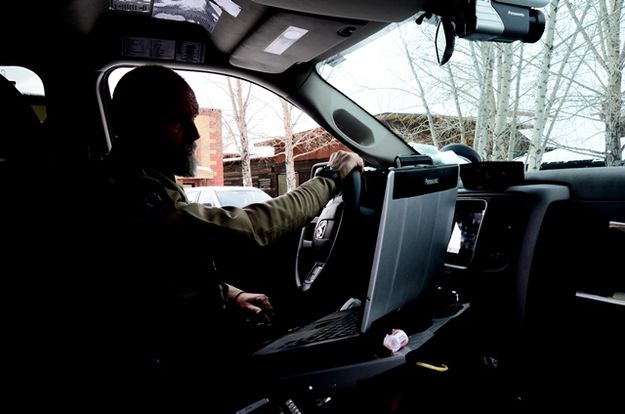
[253,164,459,362]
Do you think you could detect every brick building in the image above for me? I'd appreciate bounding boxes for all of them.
[222,129,350,197]
[175,108,348,196]
[177,108,225,187]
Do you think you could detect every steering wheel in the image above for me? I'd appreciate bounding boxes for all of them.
[294,168,361,293]
[440,143,482,163]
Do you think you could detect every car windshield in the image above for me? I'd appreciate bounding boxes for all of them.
[215,189,271,208]
[317,5,625,170]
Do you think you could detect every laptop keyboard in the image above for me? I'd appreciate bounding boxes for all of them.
[281,310,360,349]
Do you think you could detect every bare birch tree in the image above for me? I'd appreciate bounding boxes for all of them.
[445,64,468,144]
[280,99,297,192]
[400,33,439,147]
[508,44,525,159]
[493,43,514,160]
[226,78,253,186]
[475,43,496,158]
[528,0,560,170]
[564,0,624,166]
[264,97,338,192]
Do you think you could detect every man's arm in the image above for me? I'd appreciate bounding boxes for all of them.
[164,151,364,247]
[178,175,336,246]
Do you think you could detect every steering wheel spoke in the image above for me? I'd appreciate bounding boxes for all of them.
[295,169,361,293]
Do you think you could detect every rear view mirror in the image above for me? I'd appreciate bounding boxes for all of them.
[435,18,455,66]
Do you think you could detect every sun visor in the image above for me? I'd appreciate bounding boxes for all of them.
[230,12,366,73]
[251,0,427,22]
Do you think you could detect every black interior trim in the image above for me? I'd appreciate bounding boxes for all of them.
[506,184,570,323]
[252,0,429,22]
[526,167,625,200]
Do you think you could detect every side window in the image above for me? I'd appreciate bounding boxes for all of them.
[0,66,46,179]
[107,67,350,199]
[0,66,46,122]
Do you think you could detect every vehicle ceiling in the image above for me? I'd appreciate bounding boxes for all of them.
[1,0,442,77]
[2,1,452,168]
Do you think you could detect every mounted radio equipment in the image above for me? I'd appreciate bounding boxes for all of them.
[455,0,548,43]
[417,0,548,66]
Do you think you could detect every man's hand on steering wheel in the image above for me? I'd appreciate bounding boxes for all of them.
[328,150,364,181]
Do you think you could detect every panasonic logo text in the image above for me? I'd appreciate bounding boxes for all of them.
[508,11,525,17]
[425,178,439,185]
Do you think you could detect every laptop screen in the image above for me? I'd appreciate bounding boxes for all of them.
[360,164,459,332]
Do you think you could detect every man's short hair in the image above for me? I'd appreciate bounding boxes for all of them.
[111,65,192,138]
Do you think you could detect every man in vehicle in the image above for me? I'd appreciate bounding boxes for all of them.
[101,64,363,403]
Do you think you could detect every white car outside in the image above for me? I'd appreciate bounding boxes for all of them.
[184,186,272,208]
